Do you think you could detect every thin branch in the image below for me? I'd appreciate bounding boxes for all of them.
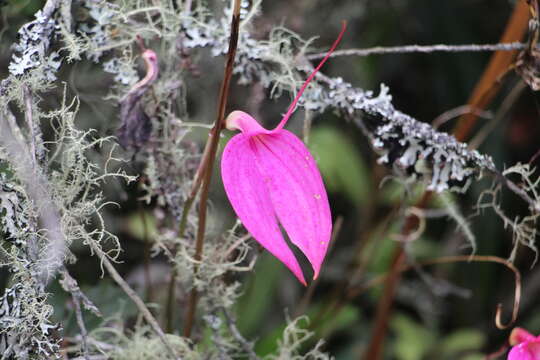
[363,192,432,359]
[432,105,493,130]
[468,80,527,149]
[182,0,242,338]
[87,240,179,359]
[60,268,96,360]
[307,42,527,60]
[60,0,73,31]
[165,180,199,332]
[221,307,261,360]
[347,255,521,330]
[485,344,511,360]
[453,1,530,141]
[23,85,37,167]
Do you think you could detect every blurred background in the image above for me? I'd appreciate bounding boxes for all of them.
[1,0,540,359]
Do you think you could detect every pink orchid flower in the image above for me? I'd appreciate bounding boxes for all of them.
[221,23,346,285]
[508,328,540,360]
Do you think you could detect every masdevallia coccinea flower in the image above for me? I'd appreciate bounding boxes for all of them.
[221,23,346,285]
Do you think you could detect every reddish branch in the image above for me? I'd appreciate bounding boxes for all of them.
[182,0,242,338]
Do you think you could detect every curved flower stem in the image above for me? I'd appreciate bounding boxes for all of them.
[182,0,242,338]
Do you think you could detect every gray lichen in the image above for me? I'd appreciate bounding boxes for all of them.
[168,3,496,194]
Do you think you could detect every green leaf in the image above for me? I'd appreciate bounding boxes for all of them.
[254,304,359,356]
[310,303,360,339]
[235,253,285,335]
[308,125,370,204]
[391,313,436,360]
[438,328,485,355]
[125,211,158,242]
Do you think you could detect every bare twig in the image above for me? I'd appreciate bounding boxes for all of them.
[40,0,63,19]
[164,169,202,332]
[468,81,527,149]
[60,268,98,360]
[362,192,432,360]
[182,0,242,338]
[432,105,493,130]
[453,1,529,141]
[347,255,521,330]
[307,42,527,60]
[22,85,37,167]
[166,129,214,332]
[485,344,511,360]
[302,109,313,144]
[87,240,179,359]
[221,307,261,360]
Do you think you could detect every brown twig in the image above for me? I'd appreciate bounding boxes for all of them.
[362,193,431,360]
[452,1,529,141]
[87,240,179,359]
[348,255,521,330]
[468,81,527,149]
[60,269,94,360]
[485,343,510,360]
[182,0,242,338]
[221,307,261,360]
[432,105,493,130]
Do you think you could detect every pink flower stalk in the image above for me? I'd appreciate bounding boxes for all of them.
[221,23,346,285]
[508,328,540,360]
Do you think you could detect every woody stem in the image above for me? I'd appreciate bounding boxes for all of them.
[182,0,242,338]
